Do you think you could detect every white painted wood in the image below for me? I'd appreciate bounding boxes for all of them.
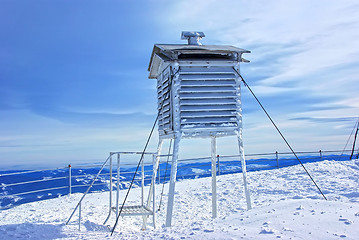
[211,136,217,219]
[149,41,251,228]
[165,135,180,227]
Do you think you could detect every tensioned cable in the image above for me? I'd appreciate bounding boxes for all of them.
[350,120,359,159]
[111,67,179,235]
[158,138,173,211]
[339,118,359,161]
[234,69,327,200]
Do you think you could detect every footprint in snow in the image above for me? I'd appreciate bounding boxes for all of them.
[296,205,304,210]
[260,226,276,234]
[282,227,294,232]
[339,218,352,225]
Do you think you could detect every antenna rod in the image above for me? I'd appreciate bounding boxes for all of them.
[234,69,327,200]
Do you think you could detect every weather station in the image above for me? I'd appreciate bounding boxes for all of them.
[148,31,252,227]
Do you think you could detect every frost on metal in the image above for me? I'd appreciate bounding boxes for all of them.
[148,32,252,227]
[181,31,205,45]
[148,43,250,139]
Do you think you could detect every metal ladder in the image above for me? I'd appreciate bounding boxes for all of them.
[66,151,161,231]
[104,152,160,230]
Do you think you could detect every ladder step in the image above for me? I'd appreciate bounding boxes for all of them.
[111,205,153,216]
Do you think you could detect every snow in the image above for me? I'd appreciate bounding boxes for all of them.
[1,159,359,239]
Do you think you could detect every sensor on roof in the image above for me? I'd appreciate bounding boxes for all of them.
[181,31,205,45]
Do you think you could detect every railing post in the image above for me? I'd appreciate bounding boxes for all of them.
[109,154,113,213]
[276,151,279,168]
[68,164,72,195]
[217,155,220,175]
[79,202,81,231]
[319,150,322,161]
[116,153,120,217]
[141,154,144,206]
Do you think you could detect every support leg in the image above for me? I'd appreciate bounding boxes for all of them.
[141,154,145,230]
[165,136,180,227]
[237,134,252,210]
[142,139,164,229]
[152,154,156,229]
[145,139,164,207]
[211,136,217,218]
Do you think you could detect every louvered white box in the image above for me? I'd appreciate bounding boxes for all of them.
[148,33,252,227]
[148,44,250,139]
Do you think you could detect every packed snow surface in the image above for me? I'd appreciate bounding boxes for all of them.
[1,159,359,239]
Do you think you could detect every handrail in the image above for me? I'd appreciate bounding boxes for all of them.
[0,166,68,177]
[0,149,355,211]
[65,154,112,225]
[3,176,68,187]
[6,186,69,197]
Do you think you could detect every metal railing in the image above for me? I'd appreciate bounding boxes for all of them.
[0,149,356,209]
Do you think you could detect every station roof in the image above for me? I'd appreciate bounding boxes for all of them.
[148,44,250,79]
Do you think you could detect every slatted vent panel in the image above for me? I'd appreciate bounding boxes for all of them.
[178,66,239,134]
[157,71,172,135]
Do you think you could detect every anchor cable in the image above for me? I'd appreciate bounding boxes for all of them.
[350,119,359,160]
[339,118,359,161]
[234,69,327,200]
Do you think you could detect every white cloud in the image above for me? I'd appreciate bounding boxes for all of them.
[158,1,359,144]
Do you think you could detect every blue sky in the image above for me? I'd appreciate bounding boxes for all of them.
[1,0,358,169]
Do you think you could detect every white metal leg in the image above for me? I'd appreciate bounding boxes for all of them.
[152,154,156,229]
[166,136,180,227]
[237,134,252,210]
[211,136,217,218]
[146,139,164,207]
[143,139,164,229]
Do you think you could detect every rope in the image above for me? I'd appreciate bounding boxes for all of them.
[234,69,327,200]
[339,118,359,161]
[158,138,173,211]
[350,120,359,159]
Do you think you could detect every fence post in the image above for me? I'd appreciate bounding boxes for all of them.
[319,150,322,161]
[217,155,220,175]
[68,164,72,195]
[276,151,279,168]
[109,154,113,214]
[79,202,81,231]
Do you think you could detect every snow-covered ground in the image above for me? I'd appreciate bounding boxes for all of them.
[1,159,359,239]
